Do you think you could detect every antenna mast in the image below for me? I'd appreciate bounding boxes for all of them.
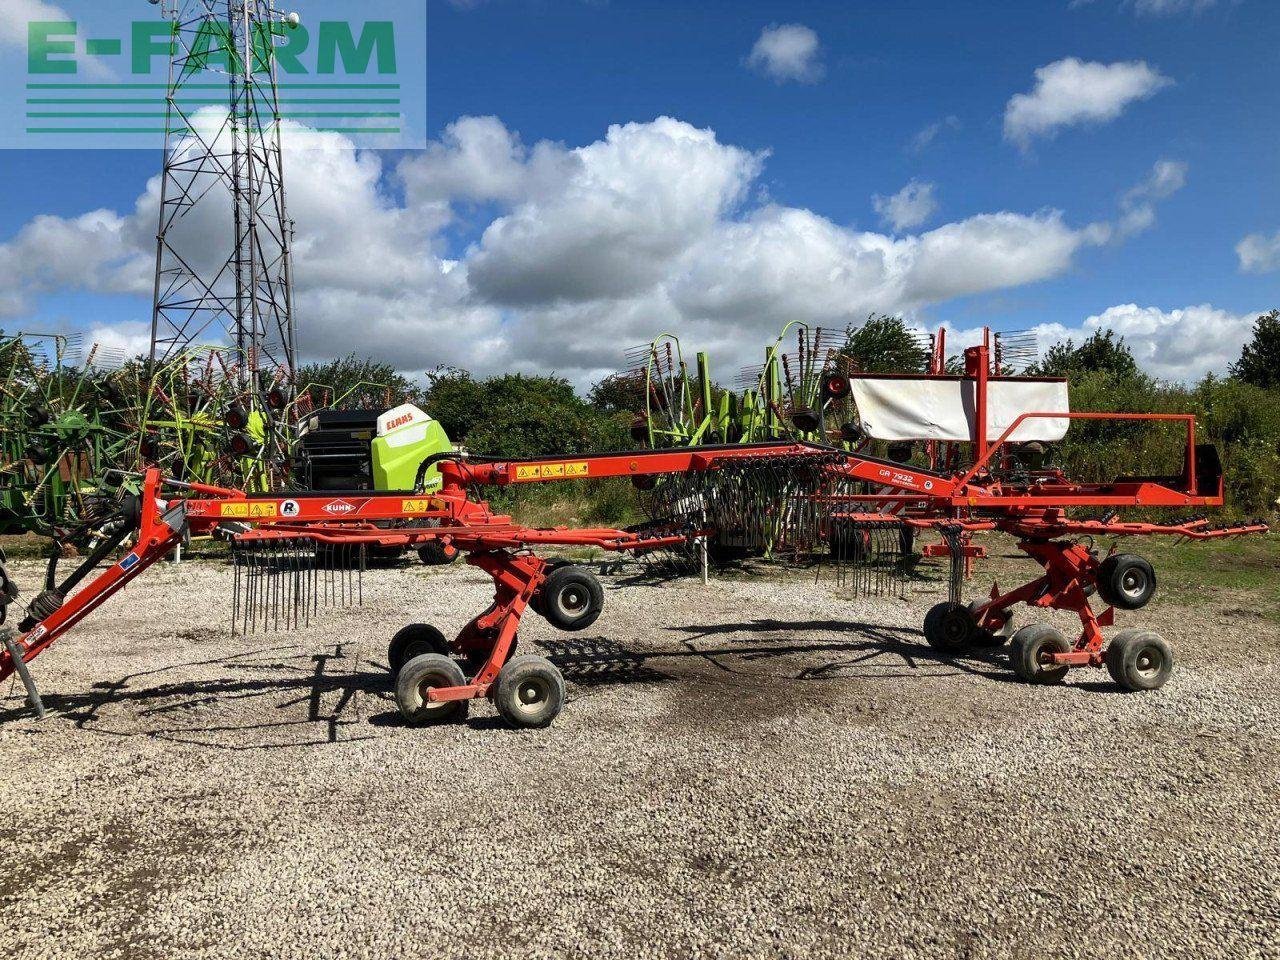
[147,0,298,386]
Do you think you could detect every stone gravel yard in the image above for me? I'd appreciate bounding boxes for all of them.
[2,545,1278,960]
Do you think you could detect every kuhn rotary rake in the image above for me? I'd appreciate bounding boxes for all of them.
[0,339,1268,727]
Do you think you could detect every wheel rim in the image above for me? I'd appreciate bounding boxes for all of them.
[556,586,587,618]
[1033,639,1068,674]
[416,672,452,711]
[1134,644,1163,679]
[1120,569,1148,601]
[515,676,550,716]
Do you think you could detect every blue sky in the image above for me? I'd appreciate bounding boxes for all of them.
[1,0,1277,384]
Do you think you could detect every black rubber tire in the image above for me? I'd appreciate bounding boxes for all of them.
[1105,629,1174,691]
[1010,624,1071,685]
[538,566,604,632]
[417,539,459,566]
[923,601,976,654]
[463,637,519,675]
[531,560,575,615]
[494,655,565,729]
[387,623,449,675]
[830,521,871,564]
[1097,554,1156,610]
[968,602,1013,648]
[395,653,469,725]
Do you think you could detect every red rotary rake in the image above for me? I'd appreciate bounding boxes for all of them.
[0,342,1268,728]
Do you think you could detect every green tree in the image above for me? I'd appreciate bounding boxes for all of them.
[420,368,486,441]
[588,371,646,413]
[841,315,931,373]
[422,369,628,455]
[296,354,415,410]
[1229,309,1280,389]
[1032,329,1140,380]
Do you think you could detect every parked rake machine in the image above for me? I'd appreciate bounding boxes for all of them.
[0,341,1269,728]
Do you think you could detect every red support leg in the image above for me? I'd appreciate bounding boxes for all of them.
[971,539,1116,669]
[425,551,547,703]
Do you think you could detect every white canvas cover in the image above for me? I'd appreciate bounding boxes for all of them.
[850,376,1070,443]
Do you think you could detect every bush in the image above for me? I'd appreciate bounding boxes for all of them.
[1050,370,1280,517]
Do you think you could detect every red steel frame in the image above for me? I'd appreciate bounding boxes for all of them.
[0,345,1269,709]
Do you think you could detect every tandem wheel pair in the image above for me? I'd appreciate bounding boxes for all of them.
[922,553,1173,692]
[387,562,603,729]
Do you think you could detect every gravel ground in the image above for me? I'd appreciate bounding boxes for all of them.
[1,549,1278,960]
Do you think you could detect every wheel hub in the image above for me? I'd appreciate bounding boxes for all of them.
[417,674,449,708]
[518,679,547,711]
[1121,571,1146,599]
[1134,647,1160,677]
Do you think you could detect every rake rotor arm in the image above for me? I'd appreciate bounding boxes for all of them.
[0,469,186,690]
[434,441,822,489]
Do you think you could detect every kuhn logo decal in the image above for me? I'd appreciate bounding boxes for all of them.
[322,499,356,516]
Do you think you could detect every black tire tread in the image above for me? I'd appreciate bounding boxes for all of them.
[1010,624,1071,685]
[494,654,565,729]
[538,566,604,632]
[388,623,449,674]
[395,653,468,725]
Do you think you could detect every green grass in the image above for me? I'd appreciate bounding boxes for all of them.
[1134,534,1280,604]
[974,529,1280,624]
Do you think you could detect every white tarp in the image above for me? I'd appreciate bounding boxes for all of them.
[850,376,1070,443]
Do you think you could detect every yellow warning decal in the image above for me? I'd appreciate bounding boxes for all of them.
[401,498,435,513]
[249,502,277,518]
[220,502,248,518]
[515,461,589,481]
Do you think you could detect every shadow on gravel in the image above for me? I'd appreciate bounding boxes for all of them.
[1,618,1090,744]
[0,642,393,749]
[665,618,1013,684]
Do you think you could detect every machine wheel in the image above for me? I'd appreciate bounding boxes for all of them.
[530,560,574,615]
[388,623,449,675]
[1105,629,1174,691]
[537,566,604,632]
[1097,554,1156,610]
[968,602,1013,648]
[1010,624,1071,685]
[830,521,871,563]
[923,601,976,654]
[463,637,519,674]
[395,654,469,725]
[417,539,459,566]
[494,655,565,729]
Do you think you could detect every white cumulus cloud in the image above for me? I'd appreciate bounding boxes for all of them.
[465,117,764,306]
[1236,230,1280,274]
[1117,159,1188,238]
[0,114,1149,388]
[1004,58,1172,149]
[746,23,824,83]
[1033,303,1261,382]
[873,180,940,232]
